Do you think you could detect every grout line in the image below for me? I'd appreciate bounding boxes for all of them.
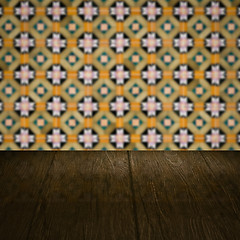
[127,151,140,240]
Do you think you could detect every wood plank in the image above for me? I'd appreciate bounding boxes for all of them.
[1,151,240,240]
[27,151,136,240]
[0,152,55,240]
[129,151,240,240]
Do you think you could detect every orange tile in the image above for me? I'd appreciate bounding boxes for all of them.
[84,118,93,128]
[84,22,93,32]
[116,118,124,128]
[99,135,109,143]
[211,22,220,32]
[180,118,187,128]
[163,134,172,143]
[195,7,204,15]
[116,22,124,32]
[194,39,204,47]
[53,86,61,95]
[131,134,140,143]
[20,54,29,64]
[20,118,29,127]
[84,54,93,64]
[116,86,124,95]
[36,7,45,16]
[131,71,140,79]
[4,7,14,15]
[131,7,141,15]
[21,22,29,32]
[211,118,220,128]
[131,102,141,111]
[163,103,172,111]
[163,71,173,80]
[20,86,29,95]
[226,102,236,111]
[36,39,45,47]
[52,54,61,64]
[52,22,60,32]
[211,86,220,96]
[227,134,236,143]
[179,54,187,64]
[3,39,13,47]
[99,7,109,15]
[227,7,236,16]
[4,71,13,80]
[148,85,156,95]
[84,86,93,96]
[131,39,140,47]
[211,54,220,64]
[195,71,204,79]
[99,102,109,111]
[4,134,14,143]
[53,117,61,128]
[68,71,78,79]
[116,54,124,64]
[148,22,156,32]
[195,135,204,143]
[179,22,187,32]
[179,86,187,96]
[99,39,109,47]
[67,39,77,47]
[147,54,156,64]
[36,103,46,111]
[99,70,109,79]
[67,103,77,111]
[195,103,204,111]
[67,7,77,15]
[163,7,173,16]
[162,39,172,47]
[67,135,78,143]
[36,135,46,143]
[227,39,236,47]
[147,118,156,127]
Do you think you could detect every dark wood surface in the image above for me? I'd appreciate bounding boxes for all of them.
[0,151,239,240]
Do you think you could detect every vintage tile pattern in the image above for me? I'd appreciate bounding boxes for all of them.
[0,0,240,150]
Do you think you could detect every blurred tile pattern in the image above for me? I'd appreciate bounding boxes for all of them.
[0,0,240,150]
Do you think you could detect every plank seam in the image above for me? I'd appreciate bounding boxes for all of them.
[127,151,140,240]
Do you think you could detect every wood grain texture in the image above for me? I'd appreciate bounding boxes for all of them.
[0,152,55,240]
[129,151,240,240]
[0,151,240,240]
[26,151,136,240]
